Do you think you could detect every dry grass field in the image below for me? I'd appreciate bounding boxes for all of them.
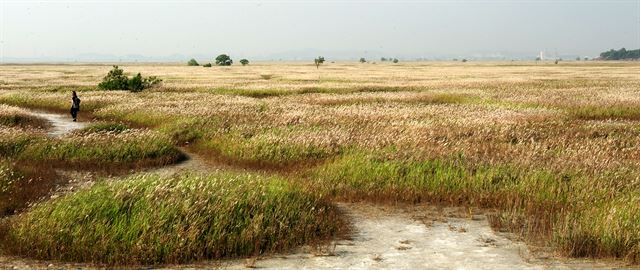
[0,61,639,265]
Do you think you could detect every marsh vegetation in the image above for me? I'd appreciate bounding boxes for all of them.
[0,61,639,265]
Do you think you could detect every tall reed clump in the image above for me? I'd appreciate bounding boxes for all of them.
[17,129,183,169]
[0,92,106,113]
[555,191,640,262]
[0,104,49,129]
[0,161,58,216]
[3,172,343,264]
[567,104,640,120]
[0,128,42,157]
[0,161,23,215]
[309,151,567,208]
[197,132,331,169]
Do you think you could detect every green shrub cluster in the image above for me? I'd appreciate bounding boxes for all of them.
[187,58,199,66]
[98,66,162,92]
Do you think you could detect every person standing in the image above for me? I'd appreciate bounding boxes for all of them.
[70,91,81,122]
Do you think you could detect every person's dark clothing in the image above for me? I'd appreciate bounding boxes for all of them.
[70,96,80,121]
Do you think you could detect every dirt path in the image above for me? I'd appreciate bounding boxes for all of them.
[30,111,88,137]
[28,109,225,198]
[0,109,635,269]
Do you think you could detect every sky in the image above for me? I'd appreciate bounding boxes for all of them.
[1,0,639,61]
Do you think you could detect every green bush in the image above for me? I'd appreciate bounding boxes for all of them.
[187,58,199,66]
[240,59,249,66]
[97,66,129,90]
[215,54,233,66]
[127,73,162,92]
[203,63,212,67]
[97,66,162,92]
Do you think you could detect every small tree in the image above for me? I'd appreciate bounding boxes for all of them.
[461,59,468,62]
[314,56,325,69]
[128,73,145,92]
[187,58,199,66]
[575,57,581,61]
[240,59,249,66]
[215,54,233,66]
[359,57,366,63]
[381,57,387,62]
[392,58,399,63]
[127,73,161,92]
[203,63,212,67]
[98,66,129,90]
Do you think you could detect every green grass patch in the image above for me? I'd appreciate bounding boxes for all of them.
[197,133,331,168]
[157,118,215,145]
[0,114,49,129]
[80,122,129,134]
[0,161,23,214]
[556,194,640,262]
[309,151,566,206]
[94,108,176,128]
[16,130,182,169]
[0,105,50,129]
[215,88,293,98]
[2,172,343,264]
[0,131,42,157]
[0,161,58,216]
[568,104,640,120]
[313,93,479,106]
[0,92,106,113]
[38,85,96,93]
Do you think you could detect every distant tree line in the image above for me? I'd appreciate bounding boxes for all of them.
[599,48,640,60]
[380,57,399,63]
[188,55,250,67]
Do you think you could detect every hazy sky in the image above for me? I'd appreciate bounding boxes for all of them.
[1,0,639,60]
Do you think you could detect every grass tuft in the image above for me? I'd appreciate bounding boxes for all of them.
[568,104,640,120]
[80,122,130,134]
[2,172,344,264]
